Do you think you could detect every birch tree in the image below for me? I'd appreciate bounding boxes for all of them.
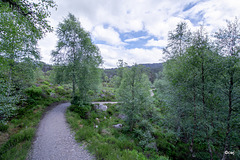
[52,13,102,104]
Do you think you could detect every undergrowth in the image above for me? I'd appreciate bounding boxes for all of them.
[66,103,170,160]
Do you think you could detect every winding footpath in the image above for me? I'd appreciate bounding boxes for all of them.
[27,102,94,160]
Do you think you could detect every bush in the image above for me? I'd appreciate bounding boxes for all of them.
[87,137,120,159]
[55,86,65,96]
[0,103,17,123]
[121,149,147,160]
[41,85,52,95]
[68,104,91,119]
[106,107,114,116]
[75,126,96,141]
[87,90,95,96]
[42,81,50,86]
[0,123,9,132]
[25,86,43,100]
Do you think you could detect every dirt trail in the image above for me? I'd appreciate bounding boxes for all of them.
[27,102,94,160]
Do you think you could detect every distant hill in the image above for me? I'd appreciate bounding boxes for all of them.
[104,63,163,83]
[37,61,53,73]
[139,63,163,69]
[38,61,163,83]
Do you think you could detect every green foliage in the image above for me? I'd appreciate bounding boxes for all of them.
[133,120,155,149]
[42,81,50,86]
[75,126,96,142]
[66,103,171,160]
[0,128,35,158]
[0,86,67,159]
[25,86,43,100]
[68,104,91,119]
[55,86,64,95]
[0,123,9,132]
[0,80,19,123]
[0,1,56,124]
[95,89,116,101]
[154,20,240,159]
[117,65,154,132]
[52,13,102,104]
[40,85,52,95]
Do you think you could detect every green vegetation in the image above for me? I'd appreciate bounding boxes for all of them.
[0,1,64,159]
[66,103,170,160]
[51,13,102,105]
[0,76,71,159]
[0,0,239,159]
[154,19,240,160]
[66,19,239,160]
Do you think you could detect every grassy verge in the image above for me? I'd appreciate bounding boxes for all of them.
[0,98,68,160]
[66,103,170,160]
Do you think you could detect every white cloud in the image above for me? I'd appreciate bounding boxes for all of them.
[145,39,168,47]
[97,44,164,68]
[38,0,240,67]
[38,32,57,64]
[92,25,124,46]
[124,36,149,42]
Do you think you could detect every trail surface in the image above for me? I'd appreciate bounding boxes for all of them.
[28,102,94,160]
[92,101,118,105]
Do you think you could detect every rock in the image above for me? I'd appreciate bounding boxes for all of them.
[101,129,111,135]
[113,124,123,129]
[96,118,100,123]
[100,94,105,98]
[50,92,57,98]
[96,104,108,111]
[104,116,107,119]
[117,114,127,120]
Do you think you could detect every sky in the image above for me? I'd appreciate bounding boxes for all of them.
[39,0,240,68]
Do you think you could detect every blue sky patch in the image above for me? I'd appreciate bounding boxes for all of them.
[183,2,199,12]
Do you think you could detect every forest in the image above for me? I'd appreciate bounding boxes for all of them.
[0,0,239,160]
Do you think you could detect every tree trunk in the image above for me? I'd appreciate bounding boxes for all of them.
[222,75,233,160]
[190,81,197,158]
[72,72,76,97]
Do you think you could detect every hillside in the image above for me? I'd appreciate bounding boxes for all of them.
[104,63,163,83]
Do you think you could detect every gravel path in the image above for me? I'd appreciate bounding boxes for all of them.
[28,102,94,160]
[92,101,118,105]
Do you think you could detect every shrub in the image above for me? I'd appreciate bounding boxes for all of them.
[25,86,43,100]
[41,85,52,95]
[117,138,135,150]
[75,126,96,142]
[68,104,91,119]
[42,81,50,86]
[0,123,9,132]
[0,103,17,123]
[87,90,95,96]
[106,107,114,116]
[55,86,65,96]
[121,149,147,160]
[87,137,119,159]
